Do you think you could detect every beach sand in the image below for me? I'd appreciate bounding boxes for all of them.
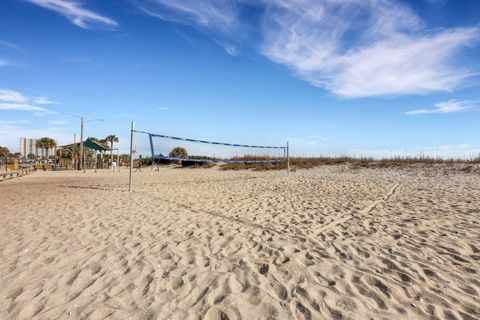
[0,166,479,319]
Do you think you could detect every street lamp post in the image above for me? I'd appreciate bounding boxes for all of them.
[81,118,103,172]
[58,112,103,172]
[80,117,84,171]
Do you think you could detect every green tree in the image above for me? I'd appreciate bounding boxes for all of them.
[36,137,57,160]
[169,147,188,159]
[105,135,119,168]
[27,153,37,160]
[0,146,10,157]
[87,137,107,145]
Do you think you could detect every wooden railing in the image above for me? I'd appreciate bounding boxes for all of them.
[0,166,34,182]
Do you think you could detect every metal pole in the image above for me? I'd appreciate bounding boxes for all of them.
[128,121,135,192]
[80,117,84,171]
[287,141,290,175]
[111,144,114,172]
[94,151,97,173]
[116,149,120,172]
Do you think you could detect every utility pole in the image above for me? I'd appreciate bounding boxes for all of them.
[80,117,84,172]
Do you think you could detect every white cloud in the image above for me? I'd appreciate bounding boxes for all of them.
[0,88,55,113]
[0,40,22,53]
[32,96,58,105]
[27,0,117,30]
[214,39,239,56]
[261,0,479,98]
[0,120,30,125]
[132,0,480,98]
[0,103,48,112]
[224,45,238,56]
[157,107,169,111]
[0,89,28,103]
[138,0,238,32]
[405,99,473,115]
[0,58,10,67]
[0,120,72,151]
[138,1,241,55]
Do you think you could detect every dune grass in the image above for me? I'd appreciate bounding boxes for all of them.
[220,155,480,171]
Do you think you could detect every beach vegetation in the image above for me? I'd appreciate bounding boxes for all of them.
[169,147,188,159]
[0,146,10,157]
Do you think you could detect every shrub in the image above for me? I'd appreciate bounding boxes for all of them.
[169,147,188,159]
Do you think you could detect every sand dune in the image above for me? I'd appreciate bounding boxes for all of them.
[0,166,479,319]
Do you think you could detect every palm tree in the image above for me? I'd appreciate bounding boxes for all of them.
[0,146,10,170]
[0,146,10,157]
[36,137,57,161]
[87,137,107,145]
[105,135,119,169]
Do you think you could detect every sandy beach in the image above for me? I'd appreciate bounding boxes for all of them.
[0,166,479,319]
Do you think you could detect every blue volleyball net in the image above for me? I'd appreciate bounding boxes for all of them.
[143,132,287,164]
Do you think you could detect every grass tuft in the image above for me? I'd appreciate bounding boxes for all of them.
[220,155,480,171]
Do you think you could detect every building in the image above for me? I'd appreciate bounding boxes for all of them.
[19,137,55,158]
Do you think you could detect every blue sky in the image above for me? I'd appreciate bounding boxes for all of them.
[1,0,479,158]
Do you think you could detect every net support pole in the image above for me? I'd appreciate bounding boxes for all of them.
[149,134,154,171]
[128,121,135,192]
[286,141,290,175]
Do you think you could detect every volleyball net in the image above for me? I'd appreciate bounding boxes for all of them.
[136,131,288,164]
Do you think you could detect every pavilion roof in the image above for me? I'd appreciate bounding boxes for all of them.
[59,138,113,151]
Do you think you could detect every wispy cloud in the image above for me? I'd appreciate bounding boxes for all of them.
[27,0,117,30]
[175,30,197,45]
[0,58,10,67]
[0,88,56,113]
[405,99,474,115]
[0,103,48,112]
[0,89,28,103]
[0,120,72,151]
[0,120,30,125]
[213,39,239,56]
[138,0,238,32]
[138,1,240,55]
[32,96,58,105]
[261,0,479,98]
[0,40,22,53]
[131,0,480,98]
[157,107,169,111]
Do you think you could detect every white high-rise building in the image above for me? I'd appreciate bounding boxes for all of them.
[19,137,55,158]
